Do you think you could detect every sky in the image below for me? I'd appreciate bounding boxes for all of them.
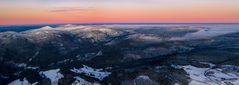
[0,0,239,25]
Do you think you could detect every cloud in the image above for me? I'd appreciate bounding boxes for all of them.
[49,7,94,12]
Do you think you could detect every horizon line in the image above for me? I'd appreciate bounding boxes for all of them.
[1,22,239,26]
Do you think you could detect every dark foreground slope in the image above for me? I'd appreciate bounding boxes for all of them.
[0,24,239,85]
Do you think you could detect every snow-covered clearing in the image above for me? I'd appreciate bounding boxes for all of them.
[70,65,111,81]
[39,69,64,85]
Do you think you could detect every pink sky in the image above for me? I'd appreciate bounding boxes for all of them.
[0,0,239,25]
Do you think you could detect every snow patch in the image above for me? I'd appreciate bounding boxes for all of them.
[171,64,182,69]
[39,69,64,85]
[200,62,216,68]
[0,74,9,79]
[71,76,97,85]
[29,51,39,62]
[8,78,30,85]
[26,66,39,70]
[181,64,239,85]
[32,82,38,85]
[136,75,150,80]
[121,75,158,85]
[72,76,91,85]
[96,51,103,56]
[17,63,27,68]
[70,65,111,81]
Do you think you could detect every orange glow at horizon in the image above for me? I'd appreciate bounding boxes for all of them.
[0,0,239,25]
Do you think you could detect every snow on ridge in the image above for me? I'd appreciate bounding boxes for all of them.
[34,25,120,35]
[39,69,64,85]
[39,26,53,30]
[58,25,84,30]
[70,65,111,81]
[56,25,109,31]
[127,34,161,42]
[62,24,77,27]
[137,35,161,41]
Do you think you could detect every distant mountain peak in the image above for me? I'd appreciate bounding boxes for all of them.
[39,26,53,30]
